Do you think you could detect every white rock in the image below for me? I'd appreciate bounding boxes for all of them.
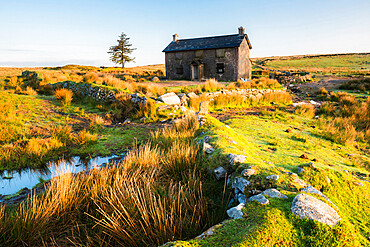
[232,177,250,194]
[238,193,247,204]
[203,142,214,154]
[227,203,245,219]
[248,194,269,205]
[266,175,279,181]
[214,167,227,180]
[241,168,256,177]
[180,106,188,112]
[158,92,181,105]
[228,153,247,165]
[291,193,340,227]
[262,188,288,199]
[302,186,337,209]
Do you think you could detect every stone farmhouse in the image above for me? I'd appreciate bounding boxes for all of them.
[162,27,252,81]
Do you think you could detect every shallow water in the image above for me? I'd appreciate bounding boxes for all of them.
[0,155,122,196]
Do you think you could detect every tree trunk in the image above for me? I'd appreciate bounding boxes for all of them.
[122,63,125,68]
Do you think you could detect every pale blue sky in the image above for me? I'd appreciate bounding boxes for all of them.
[0,0,369,67]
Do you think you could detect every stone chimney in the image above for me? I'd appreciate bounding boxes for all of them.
[173,34,179,42]
[238,26,245,35]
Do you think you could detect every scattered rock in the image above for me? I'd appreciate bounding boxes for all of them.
[311,158,318,162]
[228,153,247,165]
[227,203,245,219]
[187,92,198,99]
[287,172,298,177]
[241,168,256,177]
[197,101,209,115]
[203,142,214,154]
[180,106,188,112]
[123,118,131,124]
[251,189,263,195]
[299,154,309,159]
[238,193,247,204]
[196,221,224,239]
[326,176,331,184]
[291,193,340,227]
[232,177,250,194]
[158,92,181,105]
[262,188,288,199]
[293,177,307,188]
[309,100,321,106]
[297,167,305,174]
[229,138,238,145]
[248,194,269,205]
[266,174,279,181]
[354,182,364,186]
[302,186,338,210]
[285,129,292,133]
[214,167,227,180]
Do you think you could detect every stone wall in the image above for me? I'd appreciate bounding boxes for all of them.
[52,80,285,108]
[53,81,117,103]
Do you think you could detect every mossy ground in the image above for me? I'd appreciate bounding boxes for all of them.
[172,106,370,246]
[0,91,156,170]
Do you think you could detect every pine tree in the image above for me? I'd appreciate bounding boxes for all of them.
[108,33,136,68]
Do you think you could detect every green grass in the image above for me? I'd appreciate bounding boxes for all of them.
[263,53,370,75]
[0,91,157,170]
[170,107,370,246]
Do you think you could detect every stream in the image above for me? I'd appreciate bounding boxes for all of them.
[0,154,125,197]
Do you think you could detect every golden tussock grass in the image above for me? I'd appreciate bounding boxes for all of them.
[236,77,281,89]
[202,78,224,92]
[294,104,316,118]
[54,88,73,106]
[317,93,370,145]
[189,91,292,111]
[0,115,219,246]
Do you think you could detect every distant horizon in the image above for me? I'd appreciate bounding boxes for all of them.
[1,51,369,68]
[1,0,369,67]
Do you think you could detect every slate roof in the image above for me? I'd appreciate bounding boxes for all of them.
[162,34,252,53]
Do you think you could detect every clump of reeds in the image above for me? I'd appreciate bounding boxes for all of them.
[202,78,224,92]
[54,88,73,106]
[0,114,226,246]
[295,104,316,118]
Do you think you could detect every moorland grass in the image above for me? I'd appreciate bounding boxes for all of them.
[189,90,292,112]
[0,114,228,246]
[174,108,370,246]
[315,92,370,146]
[263,53,370,76]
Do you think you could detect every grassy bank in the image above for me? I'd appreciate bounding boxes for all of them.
[170,105,369,246]
[0,114,228,246]
[0,91,153,171]
[257,53,370,76]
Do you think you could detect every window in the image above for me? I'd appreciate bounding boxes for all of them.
[216,49,225,58]
[216,63,224,74]
[176,65,184,74]
[195,50,203,58]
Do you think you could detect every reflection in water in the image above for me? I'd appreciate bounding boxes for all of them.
[0,154,122,196]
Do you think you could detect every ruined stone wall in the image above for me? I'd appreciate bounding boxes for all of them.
[52,81,285,110]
